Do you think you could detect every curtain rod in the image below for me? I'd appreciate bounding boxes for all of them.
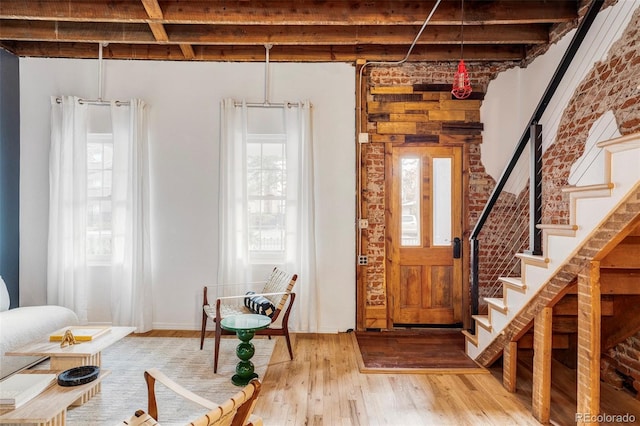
[54,97,130,106]
[234,101,305,108]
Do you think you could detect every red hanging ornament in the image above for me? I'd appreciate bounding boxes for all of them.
[452,0,472,100]
[451,59,472,99]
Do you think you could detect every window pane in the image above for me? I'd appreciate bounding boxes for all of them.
[262,143,284,169]
[261,170,283,196]
[102,170,112,197]
[101,200,112,229]
[87,144,103,170]
[86,132,113,259]
[87,171,103,197]
[401,157,420,246]
[103,144,113,169]
[433,157,452,246]
[246,127,286,263]
[248,199,285,252]
[247,143,261,168]
[87,200,101,229]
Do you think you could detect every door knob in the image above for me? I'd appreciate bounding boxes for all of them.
[453,237,461,259]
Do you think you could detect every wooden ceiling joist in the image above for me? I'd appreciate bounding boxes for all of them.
[2,41,526,62]
[0,0,580,63]
[0,21,549,46]
[0,0,577,25]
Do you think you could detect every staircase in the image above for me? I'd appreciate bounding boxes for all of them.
[463,132,640,362]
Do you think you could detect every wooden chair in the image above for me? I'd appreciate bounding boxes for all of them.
[200,267,298,373]
[122,368,262,426]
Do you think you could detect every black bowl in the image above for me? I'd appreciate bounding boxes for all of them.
[57,365,100,387]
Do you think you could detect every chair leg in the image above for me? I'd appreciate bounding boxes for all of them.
[284,330,294,360]
[200,310,208,350]
[214,324,222,373]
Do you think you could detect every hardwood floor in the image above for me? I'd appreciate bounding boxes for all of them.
[139,330,639,424]
[490,350,640,426]
[255,333,542,425]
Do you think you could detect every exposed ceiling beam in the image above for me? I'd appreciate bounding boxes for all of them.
[0,0,577,26]
[139,0,192,59]
[0,0,579,63]
[0,41,526,62]
[0,21,549,46]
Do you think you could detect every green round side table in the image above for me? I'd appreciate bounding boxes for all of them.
[220,313,271,386]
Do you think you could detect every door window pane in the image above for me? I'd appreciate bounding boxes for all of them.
[401,157,420,246]
[433,158,452,246]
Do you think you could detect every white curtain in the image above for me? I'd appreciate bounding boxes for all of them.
[48,96,151,330]
[283,101,318,332]
[217,99,252,287]
[218,99,318,332]
[110,99,153,332]
[48,96,89,322]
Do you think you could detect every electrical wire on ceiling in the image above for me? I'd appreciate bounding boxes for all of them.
[355,0,443,259]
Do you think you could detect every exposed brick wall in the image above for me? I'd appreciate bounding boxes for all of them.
[362,142,386,306]
[542,6,640,224]
[368,61,516,93]
[361,61,519,315]
[361,80,485,315]
[476,189,527,308]
[603,331,640,399]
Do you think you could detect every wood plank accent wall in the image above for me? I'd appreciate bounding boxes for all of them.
[359,82,484,330]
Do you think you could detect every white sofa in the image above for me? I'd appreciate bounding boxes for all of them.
[0,276,79,379]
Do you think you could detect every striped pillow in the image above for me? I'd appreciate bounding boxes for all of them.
[244,291,276,318]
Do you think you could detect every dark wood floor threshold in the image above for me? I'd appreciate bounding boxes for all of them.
[353,329,487,374]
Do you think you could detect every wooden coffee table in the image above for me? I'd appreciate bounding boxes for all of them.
[0,369,110,425]
[6,326,136,371]
[1,326,135,424]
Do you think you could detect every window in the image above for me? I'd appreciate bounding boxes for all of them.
[247,134,287,261]
[401,156,421,246]
[86,133,113,260]
[245,105,288,264]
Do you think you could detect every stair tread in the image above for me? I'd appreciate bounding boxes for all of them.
[515,252,549,267]
[499,276,525,288]
[461,329,478,346]
[472,315,492,331]
[597,132,640,151]
[485,297,508,313]
[536,223,578,231]
[561,182,614,194]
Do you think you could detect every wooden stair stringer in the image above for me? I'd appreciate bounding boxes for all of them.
[464,132,640,362]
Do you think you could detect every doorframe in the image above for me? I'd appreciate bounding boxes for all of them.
[354,134,473,331]
[383,143,469,329]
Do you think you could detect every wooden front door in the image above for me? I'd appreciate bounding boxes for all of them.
[387,146,463,326]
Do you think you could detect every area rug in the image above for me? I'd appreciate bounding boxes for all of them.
[34,336,274,425]
[353,330,487,374]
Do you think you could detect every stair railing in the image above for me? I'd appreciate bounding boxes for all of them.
[469,0,604,327]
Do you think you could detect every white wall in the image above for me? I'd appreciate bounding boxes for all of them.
[19,59,356,333]
[480,1,639,194]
